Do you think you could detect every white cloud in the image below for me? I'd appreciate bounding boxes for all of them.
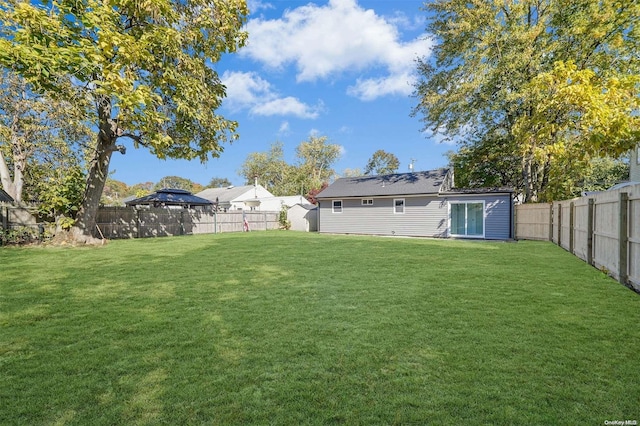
[252,97,321,119]
[347,71,416,101]
[222,70,322,119]
[222,70,272,110]
[247,0,274,14]
[278,121,290,135]
[242,0,433,100]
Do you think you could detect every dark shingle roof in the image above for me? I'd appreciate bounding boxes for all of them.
[125,188,212,206]
[317,168,451,198]
[0,188,14,203]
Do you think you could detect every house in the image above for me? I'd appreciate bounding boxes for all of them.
[196,184,273,211]
[315,168,513,240]
[288,203,318,232]
[196,185,312,212]
[125,188,213,209]
[254,195,312,211]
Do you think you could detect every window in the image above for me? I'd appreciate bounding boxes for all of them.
[394,199,405,214]
[450,201,484,237]
[362,199,373,205]
[332,200,343,213]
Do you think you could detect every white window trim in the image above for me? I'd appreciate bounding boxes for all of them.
[332,200,343,213]
[361,199,373,205]
[449,200,486,238]
[393,198,405,214]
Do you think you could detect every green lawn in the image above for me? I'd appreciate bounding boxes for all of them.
[1,232,638,425]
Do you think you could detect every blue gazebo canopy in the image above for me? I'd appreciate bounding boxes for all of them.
[125,188,213,207]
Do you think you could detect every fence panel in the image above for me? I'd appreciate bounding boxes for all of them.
[572,197,591,263]
[93,207,280,239]
[592,191,621,280]
[95,207,137,239]
[515,203,551,240]
[557,201,574,252]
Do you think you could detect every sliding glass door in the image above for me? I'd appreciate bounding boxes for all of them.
[450,201,484,237]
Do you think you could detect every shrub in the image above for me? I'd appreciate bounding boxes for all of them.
[0,226,40,245]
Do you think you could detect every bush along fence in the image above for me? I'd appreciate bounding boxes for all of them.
[93,207,280,240]
[515,183,640,293]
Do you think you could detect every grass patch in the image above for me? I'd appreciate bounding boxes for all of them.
[1,232,639,424]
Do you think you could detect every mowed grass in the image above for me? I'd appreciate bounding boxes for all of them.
[1,232,639,425]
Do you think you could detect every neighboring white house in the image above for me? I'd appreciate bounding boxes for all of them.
[288,203,318,232]
[196,186,312,212]
[254,195,312,212]
[196,185,273,211]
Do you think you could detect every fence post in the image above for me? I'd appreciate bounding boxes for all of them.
[587,199,594,266]
[180,210,185,235]
[549,203,553,242]
[619,192,629,286]
[136,208,142,239]
[557,203,562,247]
[1,205,7,232]
[0,205,5,246]
[569,202,575,254]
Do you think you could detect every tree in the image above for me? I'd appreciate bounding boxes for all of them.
[413,0,639,202]
[101,178,129,205]
[239,136,341,197]
[208,177,232,188]
[0,0,248,242]
[0,70,91,203]
[295,135,342,191]
[36,165,85,230]
[129,182,154,199]
[580,157,629,193]
[239,142,294,196]
[306,182,328,205]
[364,150,400,175]
[341,168,363,177]
[153,176,197,192]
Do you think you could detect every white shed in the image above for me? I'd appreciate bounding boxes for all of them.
[288,204,318,232]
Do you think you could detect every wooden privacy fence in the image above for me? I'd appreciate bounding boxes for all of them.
[514,183,640,292]
[94,207,279,239]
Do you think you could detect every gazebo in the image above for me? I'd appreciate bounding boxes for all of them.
[125,188,213,209]
[0,188,14,203]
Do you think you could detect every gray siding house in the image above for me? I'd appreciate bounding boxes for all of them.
[316,168,513,240]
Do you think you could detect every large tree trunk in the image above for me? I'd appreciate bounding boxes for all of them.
[67,95,118,244]
[70,138,114,243]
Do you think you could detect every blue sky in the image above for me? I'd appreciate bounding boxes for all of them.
[111,0,453,187]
